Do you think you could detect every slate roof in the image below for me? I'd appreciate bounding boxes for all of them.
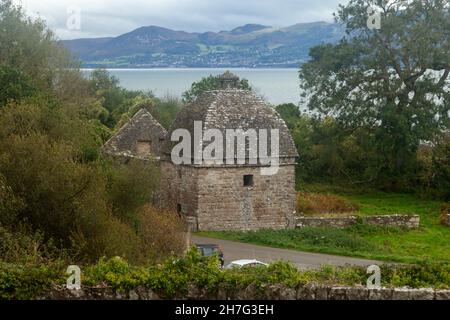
[102,108,168,159]
[165,72,298,163]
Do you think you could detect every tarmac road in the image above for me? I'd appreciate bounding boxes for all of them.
[192,235,382,269]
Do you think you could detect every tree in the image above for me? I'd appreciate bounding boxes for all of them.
[0,0,184,263]
[276,103,301,129]
[182,74,252,103]
[300,0,450,187]
[0,0,81,98]
[152,95,182,129]
[88,69,145,128]
[0,66,36,107]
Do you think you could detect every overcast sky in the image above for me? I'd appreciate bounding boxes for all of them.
[14,0,347,40]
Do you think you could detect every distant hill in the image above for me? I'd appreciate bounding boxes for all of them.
[62,22,344,68]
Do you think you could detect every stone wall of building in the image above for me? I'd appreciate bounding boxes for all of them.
[160,162,297,232]
[296,215,420,230]
[103,109,168,159]
[160,161,199,221]
[195,165,296,231]
[41,285,450,300]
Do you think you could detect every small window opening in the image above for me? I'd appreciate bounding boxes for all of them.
[243,175,254,187]
[178,204,188,215]
[136,140,152,156]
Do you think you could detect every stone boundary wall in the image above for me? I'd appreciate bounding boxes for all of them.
[296,214,420,230]
[41,285,449,300]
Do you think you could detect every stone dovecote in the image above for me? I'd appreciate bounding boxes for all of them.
[160,71,298,231]
[102,72,299,232]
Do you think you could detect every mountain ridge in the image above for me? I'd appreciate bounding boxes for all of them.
[62,22,344,68]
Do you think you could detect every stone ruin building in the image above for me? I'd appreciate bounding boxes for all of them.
[103,72,298,232]
[102,108,168,160]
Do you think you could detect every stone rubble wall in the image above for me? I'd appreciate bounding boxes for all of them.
[296,214,420,230]
[41,285,449,300]
[196,165,296,232]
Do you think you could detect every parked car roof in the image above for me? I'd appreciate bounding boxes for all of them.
[225,259,268,268]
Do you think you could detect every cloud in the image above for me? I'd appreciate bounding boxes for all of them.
[14,0,346,39]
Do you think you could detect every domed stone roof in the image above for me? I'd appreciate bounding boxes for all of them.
[165,73,298,164]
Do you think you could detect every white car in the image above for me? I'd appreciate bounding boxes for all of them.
[225,259,268,269]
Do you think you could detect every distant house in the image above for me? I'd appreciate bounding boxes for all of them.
[103,72,298,232]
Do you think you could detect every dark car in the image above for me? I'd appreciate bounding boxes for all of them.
[196,244,225,268]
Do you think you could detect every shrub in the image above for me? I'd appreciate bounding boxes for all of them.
[296,192,360,215]
[0,174,24,225]
[0,225,66,265]
[135,205,187,265]
[83,256,149,291]
[0,262,63,300]
[1,253,449,300]
[105,159,160,224]
[382,263,450,290]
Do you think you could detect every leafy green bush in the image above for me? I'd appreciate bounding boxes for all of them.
[0,251,449,300]
[0,262,63,300]
[82,252,449,297]
[135,205,187,264]
[382,263,450,290]
[104,159,160,224]
[0,225,67,265]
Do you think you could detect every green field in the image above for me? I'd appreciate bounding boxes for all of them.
[198,193,450,264]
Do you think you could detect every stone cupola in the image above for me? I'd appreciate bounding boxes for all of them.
[218,71,240,89]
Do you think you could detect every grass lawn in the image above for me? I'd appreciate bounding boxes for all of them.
[197,193,450,264]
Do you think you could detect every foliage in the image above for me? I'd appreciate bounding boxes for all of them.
[182,74,252,103]
[0,66,36,107]
[152,95,182,129]
[0,1,182,265]
[276,104,449,195]
[0,174,24,225]
[88,69,143,128]
[275,103,301,130]
[422,133,450,200]
[299,0,450,191]
[114,93,182,130]
[199,193,450,264]
[135,205,187,265]
[0,262,63,300]
[296,192,360,215]
[4,250,450,300]
[104,159,160,223]
[0,225,67,266]
[83,256,149,290]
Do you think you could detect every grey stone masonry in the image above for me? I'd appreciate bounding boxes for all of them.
[160,72,298,232]
[296,214,420,230]
[41,285,449,300]
[103,108,168,160]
